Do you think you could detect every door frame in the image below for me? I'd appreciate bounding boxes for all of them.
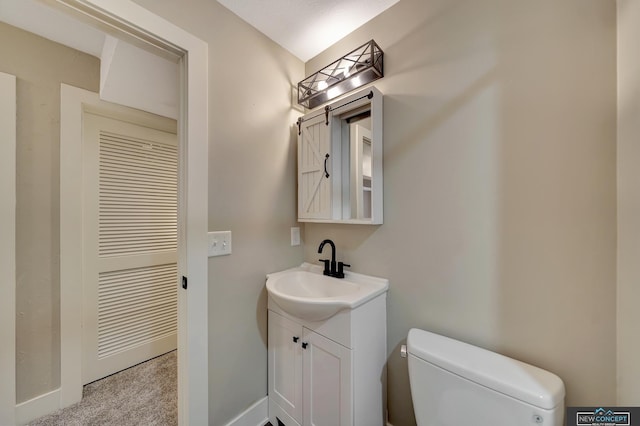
[57,2,209,424]
[0,72,16,426]
[3,1,209,424]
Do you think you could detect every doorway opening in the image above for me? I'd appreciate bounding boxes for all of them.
[0,1,209,424]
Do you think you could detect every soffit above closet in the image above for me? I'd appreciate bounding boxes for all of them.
[215,0,400,62]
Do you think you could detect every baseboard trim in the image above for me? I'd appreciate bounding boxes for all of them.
[15,388,60,425]
[224,396,268,426]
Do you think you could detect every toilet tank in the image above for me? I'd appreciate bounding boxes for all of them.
[407,328,565,426]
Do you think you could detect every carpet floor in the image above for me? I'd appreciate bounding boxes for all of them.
[30,351,177,426]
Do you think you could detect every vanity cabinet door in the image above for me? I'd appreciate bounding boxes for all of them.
[298,113,332,220]
[269,311,304,424]
[302,328,353,426]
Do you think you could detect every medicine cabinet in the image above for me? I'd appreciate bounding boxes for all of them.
[297,86,383,224]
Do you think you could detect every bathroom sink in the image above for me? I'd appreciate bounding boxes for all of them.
[266,263,389,321]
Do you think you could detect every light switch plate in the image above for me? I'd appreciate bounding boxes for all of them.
[291,227,301,246]
[208,231,232,257]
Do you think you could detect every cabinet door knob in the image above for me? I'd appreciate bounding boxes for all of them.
[293,336,299,343]
[302,342,309,349]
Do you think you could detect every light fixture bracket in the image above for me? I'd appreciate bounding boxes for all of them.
[298,39,383,109]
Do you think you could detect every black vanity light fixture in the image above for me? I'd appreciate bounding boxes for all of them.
[298,39,383,110]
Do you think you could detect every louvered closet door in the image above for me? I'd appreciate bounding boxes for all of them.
[82,112,178,384]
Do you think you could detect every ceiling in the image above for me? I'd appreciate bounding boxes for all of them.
[216,0,400,62]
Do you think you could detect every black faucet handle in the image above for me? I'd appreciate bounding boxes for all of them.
[336,262,351,278]
[319,259,331,276]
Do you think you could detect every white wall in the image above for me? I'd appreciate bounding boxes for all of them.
[304,1,617,424]
[617,0,640,405]
[130,1,305,424]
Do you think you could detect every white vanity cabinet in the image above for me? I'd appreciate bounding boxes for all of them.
[267,292,387,426]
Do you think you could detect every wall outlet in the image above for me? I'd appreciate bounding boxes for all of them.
[208,231,232,257]
[291,227,301,246]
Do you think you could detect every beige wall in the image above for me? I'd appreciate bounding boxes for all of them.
[304,1,617,424]
[0,22,100,403]
[617,0,640,405]
[130,1,305,424]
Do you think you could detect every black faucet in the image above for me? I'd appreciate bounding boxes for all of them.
[318,239,350,278]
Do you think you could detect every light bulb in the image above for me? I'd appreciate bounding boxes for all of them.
[317,80,328,90]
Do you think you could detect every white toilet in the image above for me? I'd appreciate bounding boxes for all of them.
[406,328,565,426]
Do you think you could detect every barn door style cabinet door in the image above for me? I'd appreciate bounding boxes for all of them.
[298,113,332,220]
[296,86,383,224]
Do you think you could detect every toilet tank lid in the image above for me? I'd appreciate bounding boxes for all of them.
[407,328,565,410]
